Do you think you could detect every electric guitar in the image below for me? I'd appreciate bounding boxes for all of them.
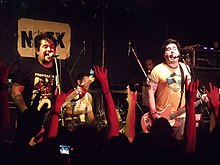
[61,75,95,109]
[141,99,202,133]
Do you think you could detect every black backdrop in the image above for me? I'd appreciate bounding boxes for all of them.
[1,0,220,85]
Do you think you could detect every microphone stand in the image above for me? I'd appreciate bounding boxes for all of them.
[129,46,149,114]
[54,57,61,94]
[54,56,65,126]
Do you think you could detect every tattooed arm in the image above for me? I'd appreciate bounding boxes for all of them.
[11,82,27,113]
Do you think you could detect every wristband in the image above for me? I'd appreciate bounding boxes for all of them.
[150,110,157,115]
[150,109,157,115]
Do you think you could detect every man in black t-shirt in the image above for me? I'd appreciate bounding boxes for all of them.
[12,33,72,113]
[10,32,73,164]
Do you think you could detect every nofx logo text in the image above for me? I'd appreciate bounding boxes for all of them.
[21,31,65,48]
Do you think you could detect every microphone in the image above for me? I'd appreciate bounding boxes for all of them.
[83,41,86,55]
[48,53,59,58]
[170,54,189,59]
[128,40,131,56]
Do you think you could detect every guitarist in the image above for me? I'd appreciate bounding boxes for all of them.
[64,73,95,130]
[10,33,73,164]
[146,39,191,140]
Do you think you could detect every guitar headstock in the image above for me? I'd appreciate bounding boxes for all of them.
[76,75,95,100]
[80,75,95,88]
[62,75,95,107]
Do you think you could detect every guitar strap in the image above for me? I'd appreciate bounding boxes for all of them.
[178,63,185,109]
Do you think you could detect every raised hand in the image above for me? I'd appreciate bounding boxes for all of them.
[184,78,199,153]
[93,66,118,139]
[206,83,219,111]
[93,66,109,94]
[185,77,199,103]
[206,82,220,120]
[126,85,137,104]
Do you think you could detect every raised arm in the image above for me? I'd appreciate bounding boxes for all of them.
[206,82,220,132]
[93,66,119,139]
[46,87,86,139]
[184,78,199,153]
[125,86,137,143]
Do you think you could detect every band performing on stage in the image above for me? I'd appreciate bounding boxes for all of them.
[0,5,220,164]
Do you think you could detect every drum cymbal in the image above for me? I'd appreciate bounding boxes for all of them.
[111,90,142,95]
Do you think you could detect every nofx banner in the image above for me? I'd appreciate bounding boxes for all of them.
[17,18,71,59]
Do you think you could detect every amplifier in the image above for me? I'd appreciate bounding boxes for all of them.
[191,47,220,69]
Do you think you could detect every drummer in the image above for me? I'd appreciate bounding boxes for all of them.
[65,73,95,128]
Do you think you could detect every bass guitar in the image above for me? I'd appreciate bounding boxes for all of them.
[141,99,202,133]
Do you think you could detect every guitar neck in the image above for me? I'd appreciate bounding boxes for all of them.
[61,90,79,108]
[61,75,95,109]
[169,108,186,120]
[169,99,202,120]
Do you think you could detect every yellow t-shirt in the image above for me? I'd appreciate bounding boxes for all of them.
[149,62,191,117]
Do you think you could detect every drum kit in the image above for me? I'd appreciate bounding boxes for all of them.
[94,105,127,132]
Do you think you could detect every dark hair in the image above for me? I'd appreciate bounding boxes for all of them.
[144,58,155,64]
[161,38,181,55]
[34,32,57,51]
[75,73,88,83]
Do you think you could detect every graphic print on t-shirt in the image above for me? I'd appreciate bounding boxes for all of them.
[166,72,181,92]
[30,73,55,111]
